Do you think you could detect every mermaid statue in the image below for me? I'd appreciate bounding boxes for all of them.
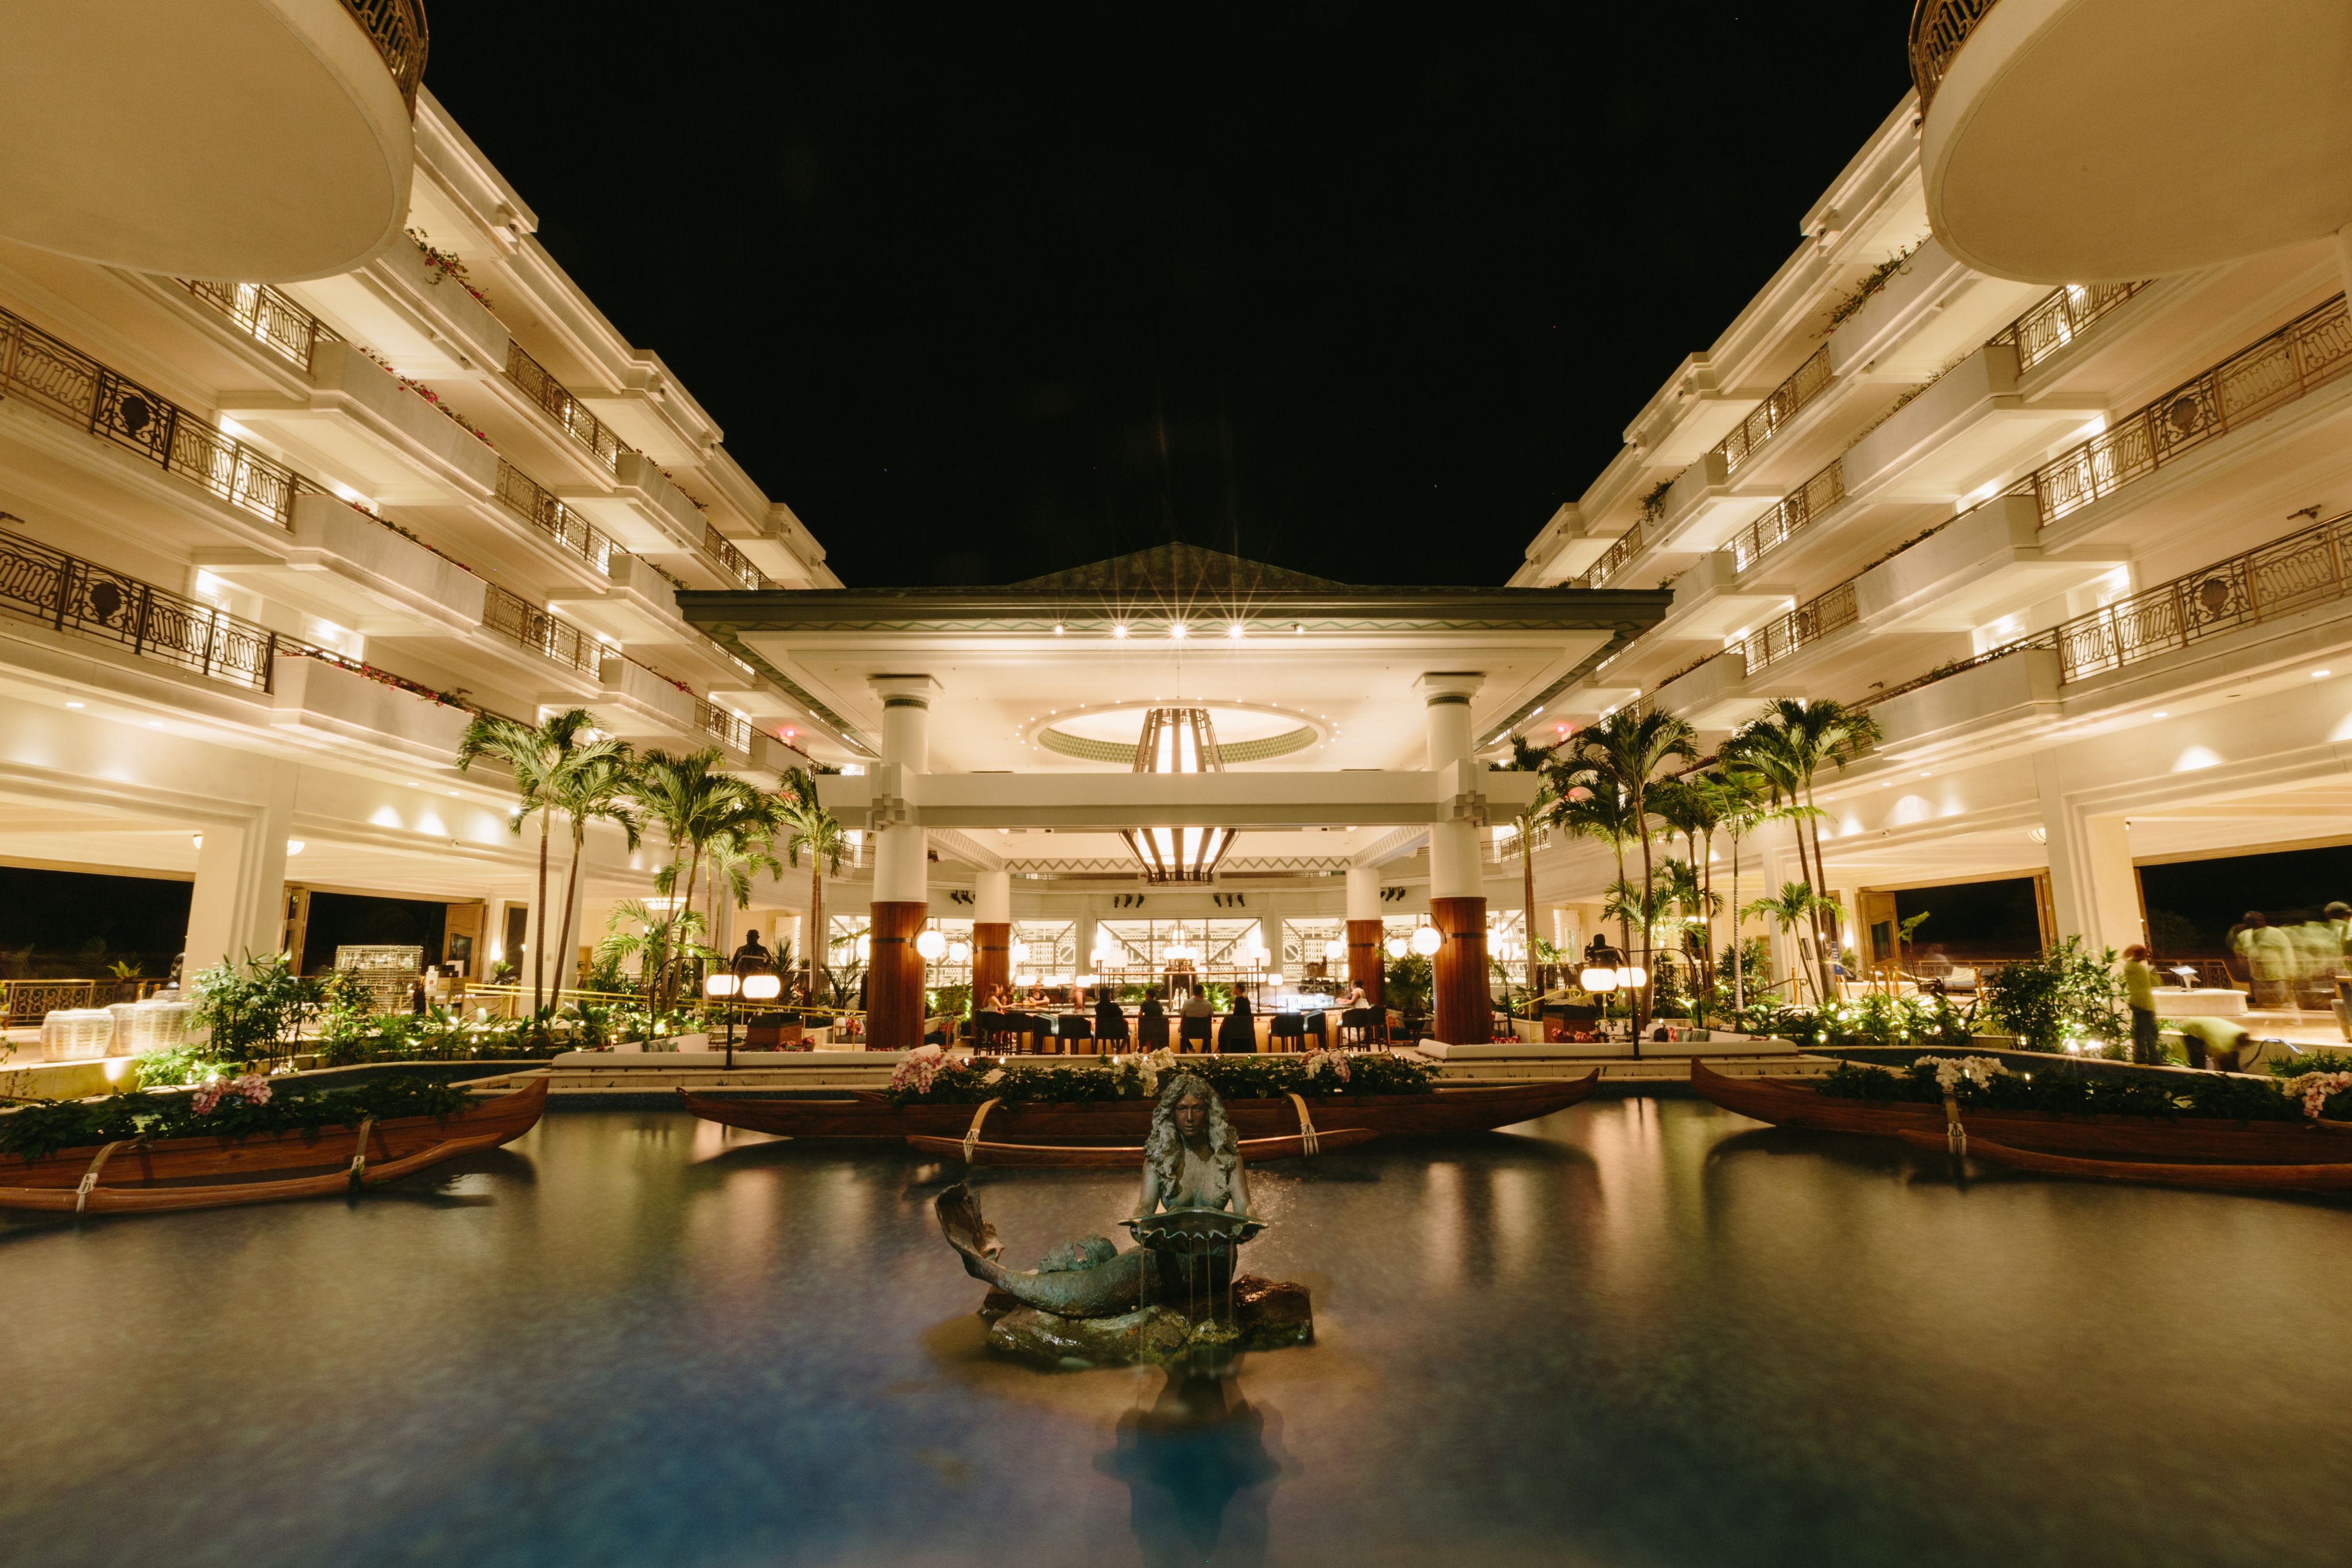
[936,1073,1259,1320]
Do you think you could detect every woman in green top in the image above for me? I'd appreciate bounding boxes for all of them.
[2121,944,2161,1064]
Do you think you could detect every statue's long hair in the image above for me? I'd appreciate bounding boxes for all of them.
[1144,1071,1239,1201]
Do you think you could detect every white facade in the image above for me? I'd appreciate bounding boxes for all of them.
[1511,91,2352,977]
[0,86,837,979]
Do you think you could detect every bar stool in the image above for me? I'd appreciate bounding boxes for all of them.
[1136,1012,1170,1051]
[1056,1015,1093,1054]
[1268,1013,1307,1053]
[1339,1007,1382,1048]
[1178,1015,1213,1053]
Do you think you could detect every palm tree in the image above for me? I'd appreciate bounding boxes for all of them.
[702,821,785,964]
[1550,706,1697,1031]
[1492,734,1560,994]
[549,745,641,1000]
[1708,764,1777,1011]
[631,749,766,1006]
[1651,776,1728,1016]
[457,707,602,1015]
[1724,699,1882,1002]
[777,766,852,1003]
[1546,782,1643,1022]
[1743,882,1845,1006]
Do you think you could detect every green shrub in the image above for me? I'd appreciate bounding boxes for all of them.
[1979,938,2123,1052]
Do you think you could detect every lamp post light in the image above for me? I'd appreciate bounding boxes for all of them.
[703,972,741,1065]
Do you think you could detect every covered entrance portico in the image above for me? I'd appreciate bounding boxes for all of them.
[684,545,1669,1047]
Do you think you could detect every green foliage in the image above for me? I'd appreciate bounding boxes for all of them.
[1384,953,1433,1017]
[2269,1047,2352,1079]
[1734,994,1975,1050]
[133,1044,216,1089]
[929,984,972,1022]
[885,1050,1436,1108]
[1979,937,2122,1052]
[1812,1059,2303,1122]
[0,1075,471,1163]
[188,952,319,1069]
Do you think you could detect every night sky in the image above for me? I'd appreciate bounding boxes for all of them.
[422,6,1914,588]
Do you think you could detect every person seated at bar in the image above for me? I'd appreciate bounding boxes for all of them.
[1178,988,1214,1051]
[1024,984,1052,1009]
[1335,981,1369,1009]
[1216,993,1255,1054]
[1093,990,1130,1047]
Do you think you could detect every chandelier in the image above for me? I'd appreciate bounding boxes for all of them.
[1120,707,1236,883]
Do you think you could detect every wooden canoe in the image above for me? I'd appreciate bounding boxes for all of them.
[0,1075,549,1211]
[0,1131,511,1214]
[905,1125,1379,1168]
[679,1073,1598,1143]
[1896,1127,2352,1194]
[1689,1059,2352,1163]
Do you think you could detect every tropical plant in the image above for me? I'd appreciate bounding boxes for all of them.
[777,766,853,1003]
[186,952,319,1071]
[458,707,605,1014]
[1704,764,1777,1011]
[1384,952,1434,1022]
[1549,706,1697,1031]
[548,743,642,998]
[1742,882,1843,1006]
[1979,936,2124,1052]
[701,818,785,966]
[1650,777,1726,1013]
[1723,699,1879,1001]
[1491,735,1560,994]
[630,749,766,1006]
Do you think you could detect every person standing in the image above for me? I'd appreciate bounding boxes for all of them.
[2231,913,2295,1008]
[730,928,772,976]
[2121,944,2161,1064]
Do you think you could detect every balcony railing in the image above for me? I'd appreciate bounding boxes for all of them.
[503,343,622,473]
[177,281,339,371]
[492,460,615,574]
[0,307,309,527]
[1715,346,1833,475]
[1993,280,2149,373]
[1739,579,1859,675]
[482,583,599,675]
[0,528,278,691]
[2056,509,2352,683]
[2028,294,2352,528]
[339,0,430,112]
[695,698,752,754]
[1730,460,1846,574]
[1908,0,2001,107]
[702,523,769,591]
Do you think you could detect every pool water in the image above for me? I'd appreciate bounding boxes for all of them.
[5,1098,2351,1567]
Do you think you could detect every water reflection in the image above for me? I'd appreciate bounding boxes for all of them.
[1097,1352,1287,1568]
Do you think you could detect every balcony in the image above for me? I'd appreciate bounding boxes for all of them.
[1836,340,2084,502]
[0,1,424,280]
[1647,649,1780,730]
[269,646,472,760]
[504,343,624,474]
[491,460,617,577]
[1712,347,1832,475]
[546,551,682,645]
[175,280,340,373]
[587,656,700,744]
[701,524,771,592]
[1728,461,1846,575]
[596,450,708,549]
[198,490,487,638]
[695,698,753,756]
[482,583,601,678]
[0,529,278,691]
[1739,580,1860,677]
[1991,280,2150,374]
[1914,0,2352,282]
[0,306,307,528]
[228,338,500,505]
[1854,491,2119,632]
[1658,552,1796,640]
[1868,642,2063,751]
[2028,295,2352,530]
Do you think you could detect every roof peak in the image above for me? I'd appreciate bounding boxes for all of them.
[1005,542,1355,595]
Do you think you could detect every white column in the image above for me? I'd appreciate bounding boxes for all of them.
[1255,893,1284,976]
[869,675,935,904]
[2034,752,2144,953]
[1417,671,1485,900]
[1345,864,1382,922]
[975,868,1011,924]
[182,762,297,974]
[1076,899,1101,980]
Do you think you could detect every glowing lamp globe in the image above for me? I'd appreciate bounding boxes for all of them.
[703,973,740,999]
[855,934,872,963]
[1579,966,1619,993]
[1619,965,1649,989]
[948,941,970,965]
[1322,938,1345,962]
[915,929,947,962]
[1384,935,1408,961]
[1409,925,1442,958]
[741,973,782,1002]
[1011,939,1030,964]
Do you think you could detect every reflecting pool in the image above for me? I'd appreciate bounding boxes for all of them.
[6,1098,2352,1567]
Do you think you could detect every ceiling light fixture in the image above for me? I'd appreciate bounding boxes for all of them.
[1111,624,1129,639]
[1120,707,1235,884]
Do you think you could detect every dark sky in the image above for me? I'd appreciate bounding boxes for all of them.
[422,6,1914,588]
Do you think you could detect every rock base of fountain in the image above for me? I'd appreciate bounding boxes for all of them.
[980,1276,1313,1368]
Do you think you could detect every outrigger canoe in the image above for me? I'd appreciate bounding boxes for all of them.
[679,1072,1599,1143]
[905,1125,1380,1168]
[1690,1059,2352,1164]
[0,1075,550,1215]
[1897,1126,2352,1195]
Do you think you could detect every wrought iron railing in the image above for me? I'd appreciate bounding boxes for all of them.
[0,529,278,690]
[1739,579,1859,675]
[2027,295,2352,528]
[338,0,430,112]
[0,307,309,528]
[482,583,599,675]
[503,343,623,472]
[695,698,752,753]
[1576,519,1644,590]
[1730,460,1846,574]
[1993,280,2149,373]
[1909,0,2001,106]
[176,280,339,371]
[1715,346,1833,474]
[492,460,614,574]
[703,523,769,591]
[2055,510,2352,683]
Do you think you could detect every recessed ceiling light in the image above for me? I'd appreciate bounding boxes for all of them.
[1053,624,1065,635]
[2153,711,2168,718]
[2315,669,2332,678]
[148,720,161,728]
[1227,623,1245,639]
[1111,624,1128,639]
[1169,622,1188,640]
[64,700,84,709]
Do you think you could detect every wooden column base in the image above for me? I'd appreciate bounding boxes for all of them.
[865,901,930,1050]
[1430,896,1489,1045]
[1345,918,1386,1008]
[972,921,1010,1010]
